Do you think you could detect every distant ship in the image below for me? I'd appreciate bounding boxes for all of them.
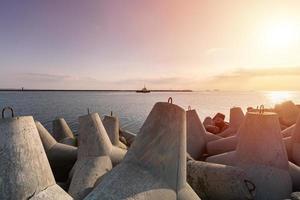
[136,85,150,93]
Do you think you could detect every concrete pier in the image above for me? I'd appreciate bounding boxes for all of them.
[207,111,292,200]
[36,121,77,182]
[53,118,76,146]
[84,101,200,200]
[0,115,72,199]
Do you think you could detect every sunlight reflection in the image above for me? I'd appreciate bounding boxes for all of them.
[266,91,293,105]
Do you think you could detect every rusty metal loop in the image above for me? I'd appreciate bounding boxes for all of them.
[2,107,14,119]
[244,179,256,196]
[188,105,191,111]
[259,105,264,114]
[167,97,173,104]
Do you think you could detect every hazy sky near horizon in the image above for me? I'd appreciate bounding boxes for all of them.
[1,0,300,90]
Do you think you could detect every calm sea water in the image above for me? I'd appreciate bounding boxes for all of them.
[1,91,300,134]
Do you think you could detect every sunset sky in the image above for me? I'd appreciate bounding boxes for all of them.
[1,0,300,90]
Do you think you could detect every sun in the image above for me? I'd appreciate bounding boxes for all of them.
[261,20,299,50]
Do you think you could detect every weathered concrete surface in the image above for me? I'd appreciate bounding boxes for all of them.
[205,125,220,134]
[206,112,292,200]
[30,184,73,200]
[53,118,76,146]
[205,132,222,142]
[186,109,206,160]
[69,112,126,200]
[187,159,254,200]
[203,117,213,127]
[0,116,71,199]
[36,121,77,182]
[206,135,238,156]
[291,116,300,166]
[235,112,288,169]
[119,128,136,146]
[287,116,300,191]
[103,115,127,149]
[285,136,293,160]
[289,161,300,191]
[275,101,300,127]
[218,107,244,138]
[186,109,221,159]
[69,156,112,200]
[291,192,300,200]
[283,124,296,138]
[84,102,200,200]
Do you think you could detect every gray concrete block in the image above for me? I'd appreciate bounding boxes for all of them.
[187,160,255,200]
[206,111,292,200]
[217,107,244,138]
[0,116,71,199]
[84,102,200,200]
[36,121,77,182]
[53,118,76,146]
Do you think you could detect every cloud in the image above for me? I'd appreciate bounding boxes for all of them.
[13,73,194,90]
[19,73,71,82]
[204,66,300,90]
[213,66,300,79]
[9,67,300,91]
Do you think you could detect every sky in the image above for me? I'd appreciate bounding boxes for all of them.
[1,0,300,90]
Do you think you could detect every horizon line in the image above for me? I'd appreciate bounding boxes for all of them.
[0,88,193,92]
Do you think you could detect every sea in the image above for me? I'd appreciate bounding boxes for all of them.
[1,91,300,134]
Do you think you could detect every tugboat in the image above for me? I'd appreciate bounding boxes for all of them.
[136,85,151,93]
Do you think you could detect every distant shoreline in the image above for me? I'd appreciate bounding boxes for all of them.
[0,89,193,92]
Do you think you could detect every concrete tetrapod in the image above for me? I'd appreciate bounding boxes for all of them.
[53,118,76,146]
[282,124,296,138]
[291,192,300,200]
[187,159,255,200]
[36,121,77,183]
[206,135,238,156]
[119,128,136,146]
[217,107,244,138]
[206,111,292,200]
[0,115,72,200]
[289,162,300,191]
[290,116,300,166]
[69,112,126,200]
[208,124,296,157]
[84,102,200,200]
[103,115,127,149]
[275,101,300,127]
[186,109,220,160]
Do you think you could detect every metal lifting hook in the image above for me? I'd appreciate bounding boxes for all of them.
[259,105,265,114]
[2,107,14,119]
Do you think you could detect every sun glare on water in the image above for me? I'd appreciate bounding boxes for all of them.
[266,91,293,105]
